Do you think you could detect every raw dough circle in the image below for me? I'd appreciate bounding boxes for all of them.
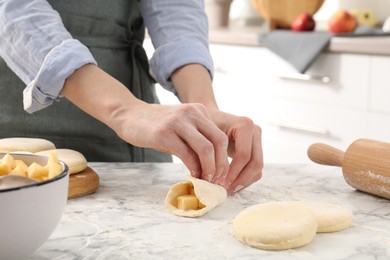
[0,138,55,153]
[36,149,88,175]
[298,201,353,233]
[233,201,318,250]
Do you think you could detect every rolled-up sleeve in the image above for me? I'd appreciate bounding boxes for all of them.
[0,0,96,113]
[139,0,213,93]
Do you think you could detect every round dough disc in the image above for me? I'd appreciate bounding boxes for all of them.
[233,201,318,250]
[0,138,55,153]
[36,149,88,175]
[298,201,353,233]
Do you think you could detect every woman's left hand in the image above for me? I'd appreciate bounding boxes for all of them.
[209,110,263,195]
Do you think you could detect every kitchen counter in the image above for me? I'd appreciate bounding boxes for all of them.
[209,26,390,56]
[31,163,390,259]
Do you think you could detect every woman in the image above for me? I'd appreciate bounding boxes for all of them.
[0,0,263,194]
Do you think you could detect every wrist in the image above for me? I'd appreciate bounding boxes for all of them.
[62,64,143,134]
[108,99,147,140]
[171,64,219,111]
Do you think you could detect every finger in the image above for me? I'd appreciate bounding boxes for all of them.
[189,104,229,182]
[196,121,229,183]
[212,157,229,184]
[152,104,217,180]
[158,104,228,182]
[174,121,217,182]
[228,165,262,195]
[222,122,255,189]
[158,130,202,178]
[228,126,263,194]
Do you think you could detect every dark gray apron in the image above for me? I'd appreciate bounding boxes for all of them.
[0,0,172,162]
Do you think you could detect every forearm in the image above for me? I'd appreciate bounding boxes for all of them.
[140,0,213,93]
[0,0,72,83]
[61,64,144,132]
[0,0,96,113]
[171,64,219,113]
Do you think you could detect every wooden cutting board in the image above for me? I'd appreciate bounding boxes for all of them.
[68,167,100,199]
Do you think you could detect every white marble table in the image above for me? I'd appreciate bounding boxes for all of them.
[31,163,390,260]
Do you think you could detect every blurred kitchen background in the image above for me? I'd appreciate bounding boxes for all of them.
[207,0,390,29]
[144,0,390,164]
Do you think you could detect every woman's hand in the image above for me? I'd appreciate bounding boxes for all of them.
[113,102,230,183]
[209,110,263,195]
[114,101,263,195]
[62,64,229,182]
[171,64,263,194]
[62,64,231,183]
[63,64,263,194]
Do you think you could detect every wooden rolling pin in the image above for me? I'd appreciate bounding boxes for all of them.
[307,139,390,200]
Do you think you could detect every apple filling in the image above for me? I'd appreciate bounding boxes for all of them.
[174,183,205,211]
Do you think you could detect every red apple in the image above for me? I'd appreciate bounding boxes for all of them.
[291,13,316,31]
[328,10,357,34]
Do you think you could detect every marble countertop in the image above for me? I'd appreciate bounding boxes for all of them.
[31,163,390,259]
[209,26,390,56]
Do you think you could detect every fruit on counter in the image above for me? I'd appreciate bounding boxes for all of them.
[349,9,378,27]
[328,10,357,34]
[176,184,205,211]
[291,12,316,31]
[177,195,205,210]
[0,152,62,181]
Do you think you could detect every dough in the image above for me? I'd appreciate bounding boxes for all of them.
[35,149,87,175]
[297,201,353,233]
[232,201,318,250]
[165,176,227,217]
[0,138,55,153]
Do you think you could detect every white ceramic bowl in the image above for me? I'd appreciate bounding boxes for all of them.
[0,153,69,260]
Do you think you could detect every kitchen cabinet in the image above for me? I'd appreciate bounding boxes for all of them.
[210,44,371,111]
[143,38,390,164]
[370,56,390,114]
[368,56,390,143]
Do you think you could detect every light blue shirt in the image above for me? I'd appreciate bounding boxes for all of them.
[0,0,213,113]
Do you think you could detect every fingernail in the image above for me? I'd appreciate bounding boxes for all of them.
[190,170,200,178]
[233,185,244,193]
[214,177,224,186]
[207,174,213,182]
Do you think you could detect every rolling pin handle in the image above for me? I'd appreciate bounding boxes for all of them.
[307,143,344,167]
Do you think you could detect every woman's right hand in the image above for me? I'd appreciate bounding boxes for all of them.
[113,102,230,183]
[62,64,229,183]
